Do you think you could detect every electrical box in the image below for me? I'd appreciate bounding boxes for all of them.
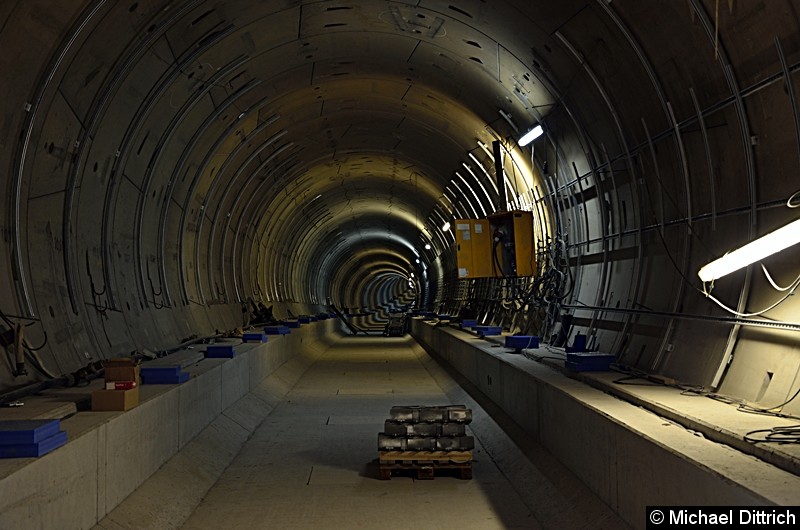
[455,219,493,278]
[488,210,536,277]
[455,220,474,279]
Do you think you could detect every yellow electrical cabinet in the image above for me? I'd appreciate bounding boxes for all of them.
[455,213,534,278]
[455,219,493,278]
[488,211,536,277]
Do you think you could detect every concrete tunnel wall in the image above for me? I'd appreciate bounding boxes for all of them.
[1,0,800,510]
[0,0,797,402]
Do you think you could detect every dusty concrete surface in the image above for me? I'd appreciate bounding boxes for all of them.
[181,335,623,530]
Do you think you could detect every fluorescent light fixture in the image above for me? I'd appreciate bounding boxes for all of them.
[410,272,414,277]
[425,243,431,250]
[698,218,800,282]
[415,258,420,264]
[442,221,451,232]
[519,124,543,146]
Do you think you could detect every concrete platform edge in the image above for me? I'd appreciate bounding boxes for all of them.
[411,319,800,530]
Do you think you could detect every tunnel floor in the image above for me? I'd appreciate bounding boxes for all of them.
[176,335,618,530]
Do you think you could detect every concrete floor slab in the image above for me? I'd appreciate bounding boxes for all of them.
[181,335,620,530]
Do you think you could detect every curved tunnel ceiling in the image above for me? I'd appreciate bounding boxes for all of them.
[2,0,800,404]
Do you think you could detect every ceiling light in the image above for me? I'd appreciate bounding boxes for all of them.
[519,124,543,146]
[425,244,431,250]
[442,221,451,232]
[415,258,420,264]
[698,218,800,282]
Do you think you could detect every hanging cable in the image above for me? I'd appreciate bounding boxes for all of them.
[788,189,800,208]
[761,264,798,292]
[702,274,800,318]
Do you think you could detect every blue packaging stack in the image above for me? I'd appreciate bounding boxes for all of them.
[242,332,268,343]
[298,317,310,324]
[565,352,616,372]
[565,334,588,353]
[505,335,540,350]
[283,320,301,328]
[317,314,329,320]
[141,365,190,384]
[205,344,236,358]
[475,325,502,337]
[0,419,67,458]
[460,319,478,329]
[264,325,291,335]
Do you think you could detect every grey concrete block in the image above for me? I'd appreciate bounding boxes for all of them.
[104,391,180,509]
[178,366,222,448]
[98,414,251,530]
[0,428,99,530]
[221,352,250,409]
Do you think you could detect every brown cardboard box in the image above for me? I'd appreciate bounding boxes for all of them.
[92,387,140,411]
[104,358,141,386]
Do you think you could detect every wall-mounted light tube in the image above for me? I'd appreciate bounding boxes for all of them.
[442,221,451,232]
[519,124,543,146]
[698,218,800,282]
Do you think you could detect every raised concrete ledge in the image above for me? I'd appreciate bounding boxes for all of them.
[460,325,800,477]
[411,320,800,530]
[0,320,337,530]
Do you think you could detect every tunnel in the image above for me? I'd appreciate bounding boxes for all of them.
[1,1,800,528]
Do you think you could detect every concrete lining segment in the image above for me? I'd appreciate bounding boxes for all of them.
[0,320,338,530]
[411,319,800,529]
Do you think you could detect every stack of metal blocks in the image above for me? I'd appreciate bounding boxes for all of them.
[377,405,474,480]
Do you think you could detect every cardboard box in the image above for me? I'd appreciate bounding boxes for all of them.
[104,358,141,386]
[92,387,140,411]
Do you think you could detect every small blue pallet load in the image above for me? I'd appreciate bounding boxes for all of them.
[565,334,588,353]
[460,319,478,329]
[565,352,616,372]
[141,365,190,384]
[0,419,67,458]
[205,344,236,359]
[283,320,301,328]
[242,332,268,343]
[264,325,291,335]
[475,325,502,337]
[505,335,540,350]
[298,317,310,324]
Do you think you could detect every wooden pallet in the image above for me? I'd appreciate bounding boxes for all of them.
[378,451,473,480]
